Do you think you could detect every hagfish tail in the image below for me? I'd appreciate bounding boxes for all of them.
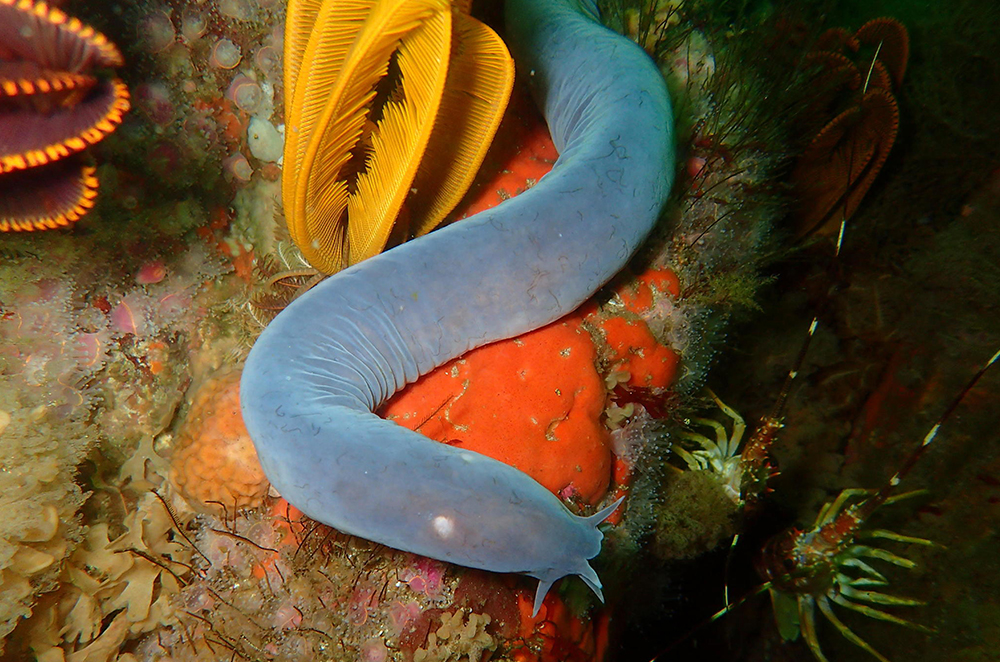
[241,0,674,614]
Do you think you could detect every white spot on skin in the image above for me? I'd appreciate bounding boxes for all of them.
[432,515,454,539]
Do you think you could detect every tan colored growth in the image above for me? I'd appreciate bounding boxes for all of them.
[414,610,496,662]
[170,370,269,513]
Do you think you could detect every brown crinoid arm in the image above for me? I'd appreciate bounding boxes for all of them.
[813,26,860,55]
[855,17,909,89]
[837,88,899,220]
[792,87,898,238]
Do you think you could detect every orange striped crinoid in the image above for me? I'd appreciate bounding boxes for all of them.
[792,17,907,240]
[282,0,514,274]
[0,0,130,231]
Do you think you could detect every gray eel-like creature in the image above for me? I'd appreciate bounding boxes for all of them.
[241,0,674,615]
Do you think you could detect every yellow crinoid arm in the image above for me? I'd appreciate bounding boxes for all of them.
[283,0,323,106]
[283,0,379,272]
[291,0,452,274]
[283,0,376,168]
[345,3,452,263]
[406,9,514,237]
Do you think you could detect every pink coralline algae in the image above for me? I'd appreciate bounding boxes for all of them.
[400,556,447,599]
[135,260,167,285]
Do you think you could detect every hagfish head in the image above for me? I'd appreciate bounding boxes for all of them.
[527,495,624,617]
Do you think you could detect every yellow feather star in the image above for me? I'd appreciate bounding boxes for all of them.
[282,0,514,274]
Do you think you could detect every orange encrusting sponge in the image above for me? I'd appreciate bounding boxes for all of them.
[170,370,270,513]
[616,267,681,313]
[598,316,679,389]
[381,316,612,505]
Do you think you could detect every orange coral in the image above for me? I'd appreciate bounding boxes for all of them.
[170,369,269,513]
[382,316,612,505]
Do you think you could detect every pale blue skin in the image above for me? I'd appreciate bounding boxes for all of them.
[241,0,674,615]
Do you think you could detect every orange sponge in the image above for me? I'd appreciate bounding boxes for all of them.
[614,267,681,315]
[381,317,612,505]
[170,370,269,513]
[598,316,679,389]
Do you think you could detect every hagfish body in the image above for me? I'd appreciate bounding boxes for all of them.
[240,0,674,614]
